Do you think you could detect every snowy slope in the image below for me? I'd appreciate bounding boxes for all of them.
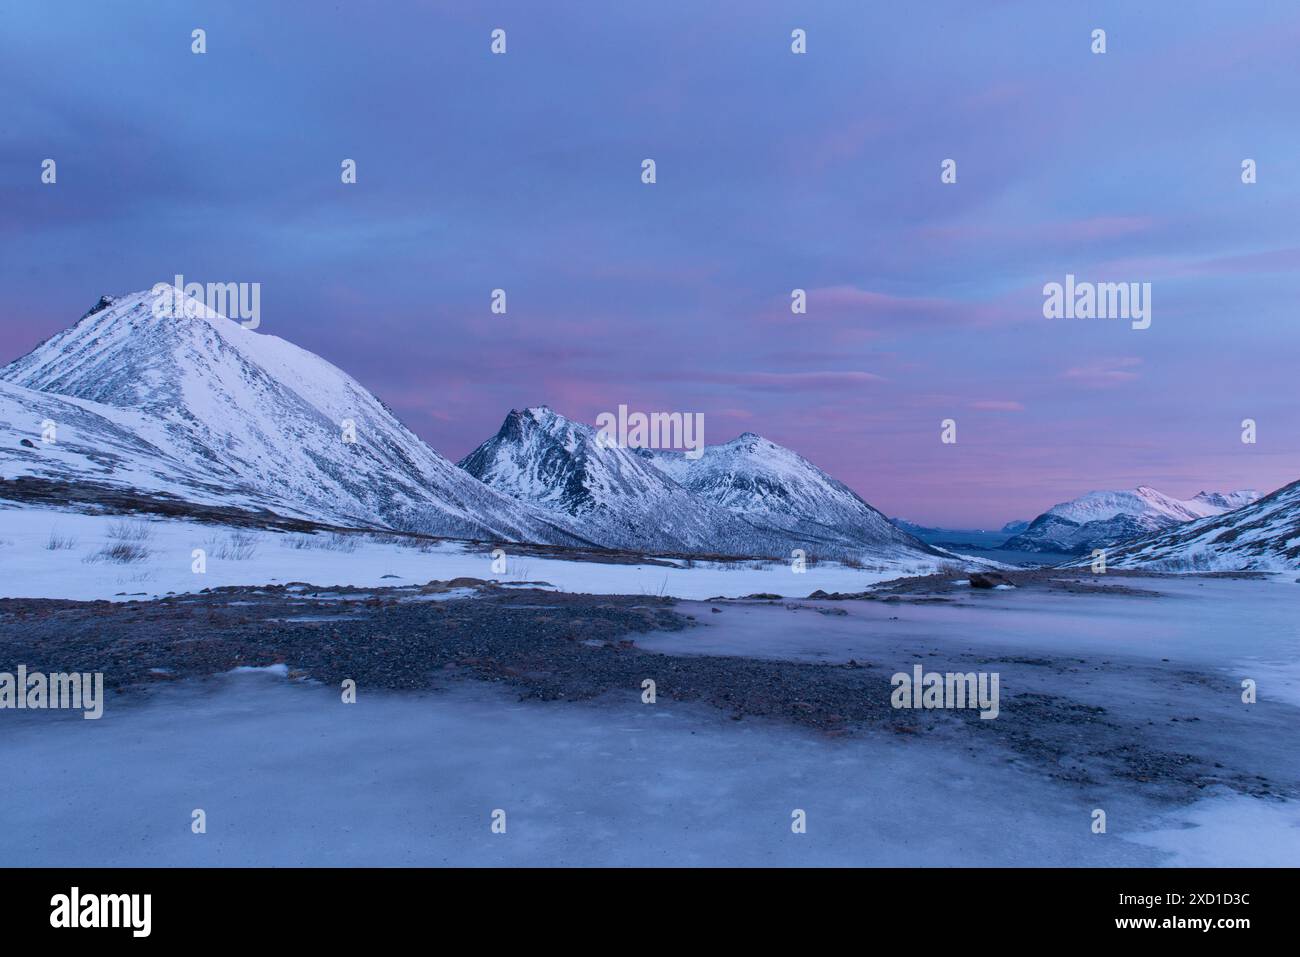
[1072,480,1300,571]
[1004,485,1260,555]
[650,432,945,559]
[1188,490,1259,513]
[0,378,263,507]
[1,290,586,545]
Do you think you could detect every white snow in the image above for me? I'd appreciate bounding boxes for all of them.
[0,503,937,601]
[227,663,290,677]
[1048,486,1257,525]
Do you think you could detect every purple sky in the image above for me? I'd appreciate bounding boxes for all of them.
[3,0,1298,527]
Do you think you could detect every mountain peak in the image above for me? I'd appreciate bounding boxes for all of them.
[1,290,587,545]
[460,405,942,562]
[80,295,118,320]
[496,406,582,445]
[462,403,768,553]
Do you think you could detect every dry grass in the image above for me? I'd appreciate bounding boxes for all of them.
[206,530,259,561]
[282,531,360,553]
[107,520,153,543]
[84,540,151,564]
[46,530,78,550]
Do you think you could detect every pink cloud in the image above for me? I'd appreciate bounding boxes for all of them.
[675,370,886,391]
[1062,357,1142,388]
[758,285,1024,331]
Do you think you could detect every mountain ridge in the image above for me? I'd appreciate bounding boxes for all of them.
[1004,485,1261,555]
[461,405,947,564]
[1063,480,1299,570]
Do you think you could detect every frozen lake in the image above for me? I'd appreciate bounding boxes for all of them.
[2,574,1296,867]
[0,673,1268,868]
[649,575,1300,706]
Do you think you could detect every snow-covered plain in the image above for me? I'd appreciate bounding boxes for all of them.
[0,504,942,602]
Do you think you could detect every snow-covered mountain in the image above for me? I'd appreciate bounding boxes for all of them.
[1,289,587,545]
[460,408,946,563]
[651,432,944,560]
[1066,480,1299,571]
[458,406,769,554]
[889,517,946,538]
[1003,485,1260,555]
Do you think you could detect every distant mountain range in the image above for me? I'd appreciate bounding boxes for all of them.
[1,289,945,568]
[1003,486,1260,555]
[1064,481,1299,571]
[890,517,1025,539]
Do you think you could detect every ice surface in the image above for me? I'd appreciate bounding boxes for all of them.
[1124,794,1300,867]
[644,576,1300,677]
[0,674,1198,867]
